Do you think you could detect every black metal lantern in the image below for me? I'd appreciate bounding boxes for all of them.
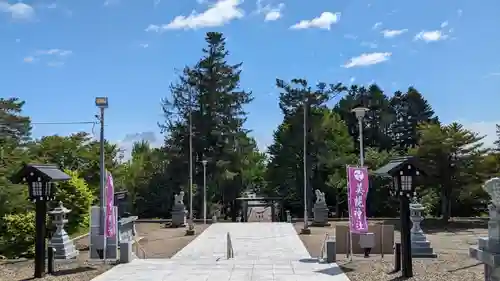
[10,163,70,278]
[374,156,427,279]
[28,180,54,201]
[393,163,420,197]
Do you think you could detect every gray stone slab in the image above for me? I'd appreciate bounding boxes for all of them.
[91,223,351,281]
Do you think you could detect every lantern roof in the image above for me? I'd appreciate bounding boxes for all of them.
[373,156,429,177]
[48,201,71,215]
[10,163,70,184]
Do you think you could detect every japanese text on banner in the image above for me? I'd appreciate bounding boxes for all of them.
[347,166,369,233]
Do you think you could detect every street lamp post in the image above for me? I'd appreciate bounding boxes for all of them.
[351,107,369,166]
[201,159,208,224]
[300,98,311,235]
[95,97,108,259]
[186,93,195,235]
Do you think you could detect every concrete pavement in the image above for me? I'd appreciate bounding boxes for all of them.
[90,223,351,281]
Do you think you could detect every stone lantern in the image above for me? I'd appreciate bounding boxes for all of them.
[48,201,79,260]
[409,198,436,257]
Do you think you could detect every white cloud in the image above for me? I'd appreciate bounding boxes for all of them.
[139,43,149,48]
[264,10,281,21]
[154,0,161,7]
[459,121,499,148]
[290,12,340,30]
[145,24,160,32]
[414,30,447,42]
[349,77,356,84]
[24,49,72,65]
[382,29,408,38]
[344,34,357,40]
[36,49,72,56]
[457,9,463,17]
[485,72,500,78]
[23,56,35,63]
[146,0,244,31]
[372,22,382,29]
[440,21,449,28]
[342,52,392,68]
[0,2,35,20]
[256,0,284,21]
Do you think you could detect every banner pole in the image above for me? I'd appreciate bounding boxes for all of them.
[381,223,385,260]
[103,171,107,264]
[346,165,354,261]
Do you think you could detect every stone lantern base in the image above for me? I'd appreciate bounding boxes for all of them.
[470,202,500,280]
[411,231,437,258]
[50,229,79,260]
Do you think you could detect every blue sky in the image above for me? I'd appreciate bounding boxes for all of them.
[1,0,500,156]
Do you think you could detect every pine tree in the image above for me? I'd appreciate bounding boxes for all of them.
[160,32,254,220]
[495,124,500,150]
[266,78,352,216]
[390,87,437,151]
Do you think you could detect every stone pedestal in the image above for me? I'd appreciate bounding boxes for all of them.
[171,204,187,227]
[312,202,330,226]
[470,203,500,281]
[410,200,437,258]
[89,206,119,260]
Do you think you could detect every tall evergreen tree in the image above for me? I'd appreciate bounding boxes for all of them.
[266,78,352,216]
[495,124,500,150]
[413,122,488,221]
[390,87,437,151]
[0,98,32,224]
[160,32,254,220]
[334,84,393,152]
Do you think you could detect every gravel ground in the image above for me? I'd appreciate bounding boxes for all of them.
[295,222,486,281]
[0,223,208,281]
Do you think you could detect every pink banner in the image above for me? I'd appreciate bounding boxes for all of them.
[105,171,116,237]
[347,166,369,233]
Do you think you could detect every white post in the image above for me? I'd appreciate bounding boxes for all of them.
[202,160,207,224]
[346,174,353,261]
[303,99,308,230]
[358,117,365,166]
[188,92,193,228]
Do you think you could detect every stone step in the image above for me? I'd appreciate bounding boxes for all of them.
[412,241,431,248]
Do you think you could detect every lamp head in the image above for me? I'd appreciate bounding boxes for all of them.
[351,107,369,119]
[95,97,109,108]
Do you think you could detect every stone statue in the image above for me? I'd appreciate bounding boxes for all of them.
[470,177,500,279]
[174,191,185,206]
[312,189,329,226]
[171,191,187,227]
[484,177,500,207]
[315,189,325,204]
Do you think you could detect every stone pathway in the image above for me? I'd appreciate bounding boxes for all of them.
[91,223,350,281]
